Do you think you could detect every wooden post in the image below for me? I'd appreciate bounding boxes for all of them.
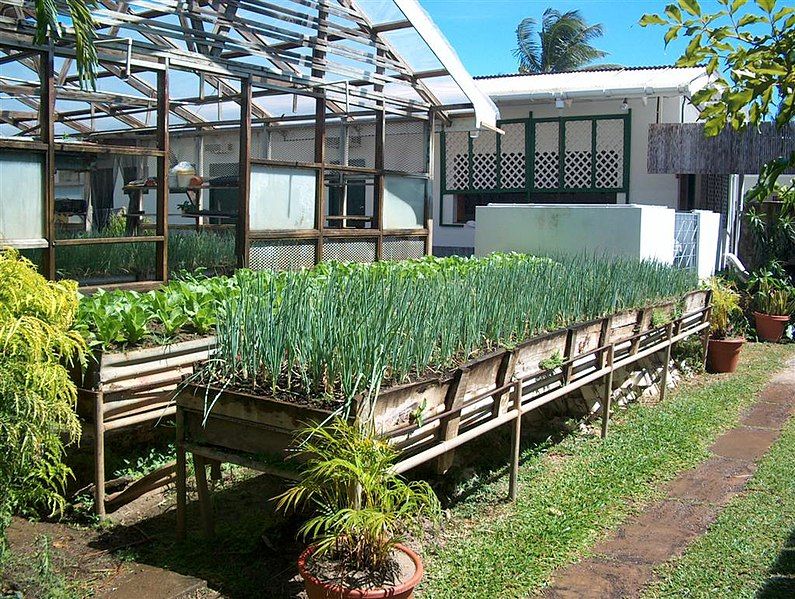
[175,408,187,539]
[94,391,106,518]
[236,77,252,268]
[41,49,56,280]
[701,306,712,371]
[659,322,674,402]
[313,2,327,265]
[598,316,612,368]
[424,111,435,255]
[563,328,576,384]
[436,366,471,474]
[508,381,522,501]
[374,104,385,260]
[155,64,169,282]
[600,345,614,439]
[193,454,214,538]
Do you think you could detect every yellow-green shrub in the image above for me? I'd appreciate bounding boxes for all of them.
[0,249,87,558]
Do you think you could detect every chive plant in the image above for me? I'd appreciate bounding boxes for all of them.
[201,254,697,414]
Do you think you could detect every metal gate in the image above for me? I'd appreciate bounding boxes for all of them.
[674,212,699,270]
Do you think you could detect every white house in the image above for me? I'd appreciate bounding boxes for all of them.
[432,66,728,256]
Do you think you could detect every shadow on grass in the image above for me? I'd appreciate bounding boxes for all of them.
[757,527,795,598]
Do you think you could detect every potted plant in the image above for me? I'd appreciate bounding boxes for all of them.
[275,419,441,599]
[706,277,745,373]
[747,263,795,343]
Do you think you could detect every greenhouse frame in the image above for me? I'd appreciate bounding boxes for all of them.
[0,0,498,288]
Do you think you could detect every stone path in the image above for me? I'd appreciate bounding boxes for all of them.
[543,359,795,598]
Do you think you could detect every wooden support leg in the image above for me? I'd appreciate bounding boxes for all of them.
[209,460,222,488]
[601,346,615,439]
[701,307,712,371]
[176,409,187,540]
[94,391,106,518]
[193,454,214,539]
[508,383,522,501]
[659,323,674,402]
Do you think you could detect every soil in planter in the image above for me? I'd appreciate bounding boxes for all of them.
[308,547,415,591]
[100,324,215,353]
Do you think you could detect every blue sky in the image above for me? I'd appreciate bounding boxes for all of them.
[418,0,721,76]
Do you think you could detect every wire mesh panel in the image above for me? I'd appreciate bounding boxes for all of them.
[564,120,593,189]
[470,130,497,190]
[500,122,526,190]
[326,122,377,169]
[534,121,559,189]
[270,125,315,164]
[673,212,699,270]
[323,239,376,263]
[595,119,625,189]
[444,130,470,191]
[382,237,425,260]
[249,240,316,271]
[385,120,427,173]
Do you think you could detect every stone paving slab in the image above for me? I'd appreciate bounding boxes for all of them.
[543,359,795,598]
[96,563,213,599]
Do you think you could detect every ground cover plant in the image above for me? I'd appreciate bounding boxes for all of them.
[419,342,795,598]
[198,254,697,413]
[644,407,795,599]
[0,249,87,559]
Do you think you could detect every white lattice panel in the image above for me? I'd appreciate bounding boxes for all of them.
[500,122,526,189]
[323,239,376,263]
[471,130,497,190]
[270,126,315,164]
[595,119,624,189]
[382,237,425,260]
[564,120,593,188]
[444,130,469,190]
[534,122,559,189]
[385,120,426,173]
[249,240,315,271]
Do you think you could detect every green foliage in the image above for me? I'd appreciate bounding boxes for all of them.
[34,0,98,89]
[0,249,87,559]
[641,0,795,134]
[746,261,795,315]
[203,254,697,413]
[514,9,613,73]
[77,273,236,349]
[708,276,744,338]
[744,180,795,267]
[275,420,441,578]
[539,350,564,371]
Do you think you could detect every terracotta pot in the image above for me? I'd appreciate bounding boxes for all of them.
[754,312,791,343]
[297,543,423,599]
[706,337,745,373]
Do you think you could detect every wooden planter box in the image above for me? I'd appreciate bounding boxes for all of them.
[176,291,712,537]
[74,336,216,516]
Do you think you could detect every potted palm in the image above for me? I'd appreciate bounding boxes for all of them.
[275,419,441,599]
[747,263,795,343]
[706,277,745,373]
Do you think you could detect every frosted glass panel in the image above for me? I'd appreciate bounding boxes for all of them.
[250,165,316,230]
[0,152,45,245]
[383,176,425,229]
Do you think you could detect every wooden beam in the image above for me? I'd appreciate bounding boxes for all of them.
[371,19,412,34]
[41,50,56,280]
[155,66,169,282]
[237,77,252,268]
[314,0,328,265]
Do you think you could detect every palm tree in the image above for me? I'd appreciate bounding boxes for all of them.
[34,0,97,88]
[513,9,613,74]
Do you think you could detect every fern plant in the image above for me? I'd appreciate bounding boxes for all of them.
[0,249,87,558]
[275,419,441,580]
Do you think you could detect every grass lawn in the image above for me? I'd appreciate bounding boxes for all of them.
[644,398,795,598]
[420,343,795,598]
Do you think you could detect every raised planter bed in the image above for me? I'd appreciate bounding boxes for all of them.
[176,290,711,538]
[74,336,215,516]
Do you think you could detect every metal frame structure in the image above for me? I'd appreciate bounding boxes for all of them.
[0,0,498,285]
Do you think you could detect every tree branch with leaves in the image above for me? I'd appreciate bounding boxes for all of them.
[34,0,98,89]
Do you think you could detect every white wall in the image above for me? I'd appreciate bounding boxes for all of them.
[694,210,721,279]
[475,203,675,264]
[433,94,690,252]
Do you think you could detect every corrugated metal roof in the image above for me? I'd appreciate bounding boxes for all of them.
[475,66,710,102]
